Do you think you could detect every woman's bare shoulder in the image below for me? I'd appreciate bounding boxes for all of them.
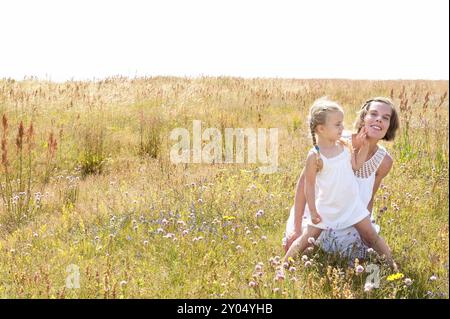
[377,152,393,177]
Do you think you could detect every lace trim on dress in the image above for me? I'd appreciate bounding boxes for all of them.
[354,147,387,179]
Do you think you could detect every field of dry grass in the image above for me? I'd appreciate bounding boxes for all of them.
[0,76,448,298]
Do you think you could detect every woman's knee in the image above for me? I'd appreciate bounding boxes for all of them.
[360,231,379,247]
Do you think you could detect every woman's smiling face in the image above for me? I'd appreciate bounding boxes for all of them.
[364,102,393,140]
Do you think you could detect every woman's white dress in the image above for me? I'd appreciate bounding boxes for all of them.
[283,142,388,260]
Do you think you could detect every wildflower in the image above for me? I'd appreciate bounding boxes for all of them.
[273,288,280,293]
[289,266,296,273]
[307,237,316,245]
[143,240,149,246]
[288,256,295,264]
[255,264,263,272]
[33,232,39,238]
[94,236,100,242]
[304,261,312,268]
[387,272,404,281]
[404,278,413,286]
[367,248,375,254]
[182,230,189,236]
[252,241,258,245]
[283,262,289,269]
[156,228,164,234]
[429,275,437,281]
[274,272,285,281]
[246,230,251,235]
[198,198,203,204]
[306,247,314,253]
[364,282,374,292]
[301,255,308,262]
[223,215,236,221]
[119,280,127,288]
[248,281,257,288]
[163,233,174,239]
[235,245,242,250]
[261,235,267,240]
[356,265,364,274]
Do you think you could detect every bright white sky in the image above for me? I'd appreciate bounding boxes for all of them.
[0,0,448,81]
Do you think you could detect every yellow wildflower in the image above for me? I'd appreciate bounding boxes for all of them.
[387,273,405,281]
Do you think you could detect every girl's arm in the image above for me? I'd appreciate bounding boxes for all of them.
[304,152,319,219]
[368,154,393,213]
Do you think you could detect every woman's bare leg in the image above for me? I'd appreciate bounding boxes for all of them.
[284,225,322,263]
[354,217,397,270]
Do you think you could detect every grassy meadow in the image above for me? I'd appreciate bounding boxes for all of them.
[0,76,448,299]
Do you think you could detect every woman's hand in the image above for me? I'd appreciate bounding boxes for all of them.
[284,230,302,253]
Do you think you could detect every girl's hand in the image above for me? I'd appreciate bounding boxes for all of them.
[310,211,322,224]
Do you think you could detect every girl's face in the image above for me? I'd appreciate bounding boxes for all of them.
[363,102,392,140]
[318,110,344,141]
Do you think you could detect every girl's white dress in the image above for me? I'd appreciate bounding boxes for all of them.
[302,146,369,230]
[284,141,388,259]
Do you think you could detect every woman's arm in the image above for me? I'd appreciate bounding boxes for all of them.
[284,168,307,252]
[304,152,319,220]
[368,154,393,213]
[293,168,306,234]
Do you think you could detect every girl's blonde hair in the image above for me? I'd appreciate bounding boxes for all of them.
[308,98,344,171]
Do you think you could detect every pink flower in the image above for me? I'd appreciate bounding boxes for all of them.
[364,283,374,292]
[275,271,285,281]
[356,265,364,274]
[248,281,257,288]
[404,278,413,286]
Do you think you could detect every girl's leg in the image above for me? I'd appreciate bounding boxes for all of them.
[354,217,397,270]
[284,225,322,263]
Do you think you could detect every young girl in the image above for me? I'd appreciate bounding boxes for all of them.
[284,98,397,269]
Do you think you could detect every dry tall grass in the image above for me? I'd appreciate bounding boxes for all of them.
[0,76,448,298]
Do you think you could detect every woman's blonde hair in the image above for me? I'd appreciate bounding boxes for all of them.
[308,98,344,171]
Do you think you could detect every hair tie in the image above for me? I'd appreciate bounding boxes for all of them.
[314,145,320,152]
